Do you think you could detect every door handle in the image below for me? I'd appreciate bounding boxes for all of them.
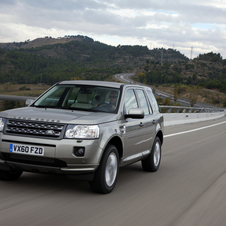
[152,120,157,124]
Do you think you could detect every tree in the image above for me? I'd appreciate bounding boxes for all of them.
[223,99,226,108]
[164,97,171,105]
[138,72,146,83]
[189,86,198,107]
[192,73,197,81]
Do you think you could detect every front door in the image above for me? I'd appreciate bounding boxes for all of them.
[120,89,147,164]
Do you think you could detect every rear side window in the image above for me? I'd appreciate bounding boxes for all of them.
[147,90,159,114]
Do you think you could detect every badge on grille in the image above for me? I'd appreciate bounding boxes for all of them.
[46,130,54,135]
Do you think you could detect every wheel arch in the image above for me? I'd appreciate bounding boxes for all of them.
[156,130,163,145]
[106,136,123,159]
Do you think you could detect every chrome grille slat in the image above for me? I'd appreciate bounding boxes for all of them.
[6,119,64,138]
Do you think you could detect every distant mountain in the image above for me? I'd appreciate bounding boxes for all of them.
[0,35,189,85]
[0,35,189,64]
[0,36,84,49]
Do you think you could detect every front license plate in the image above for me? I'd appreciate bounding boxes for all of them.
[9,144,44,156]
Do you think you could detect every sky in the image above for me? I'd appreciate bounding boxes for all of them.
[0,0,226,59]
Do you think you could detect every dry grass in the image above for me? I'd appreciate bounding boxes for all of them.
[0,83,50,96]
[155,85,226,107]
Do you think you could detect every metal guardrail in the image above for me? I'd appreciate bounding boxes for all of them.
[159,105,224,113]
[0,95,36,102]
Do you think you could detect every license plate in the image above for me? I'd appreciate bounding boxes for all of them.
[9,144,44,156]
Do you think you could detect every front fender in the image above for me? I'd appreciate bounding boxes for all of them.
[98,121,123,152]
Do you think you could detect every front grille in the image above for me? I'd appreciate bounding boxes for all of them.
[6,119,65,138]
[2,153,67,167]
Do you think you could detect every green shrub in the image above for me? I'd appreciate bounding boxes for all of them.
[223,100,226,108]
[19,86,27,91]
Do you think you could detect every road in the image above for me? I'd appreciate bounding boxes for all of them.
[0,116,226,226]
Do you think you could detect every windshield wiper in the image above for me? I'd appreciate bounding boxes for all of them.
[34,105,56,108]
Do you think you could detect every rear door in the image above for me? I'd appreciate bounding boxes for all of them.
[135,88,156,153]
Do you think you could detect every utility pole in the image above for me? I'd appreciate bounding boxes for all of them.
[161,51,163,65]
[190,46,193,61]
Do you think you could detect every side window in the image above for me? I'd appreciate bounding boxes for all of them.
[147,90,159,114]
[136,89,150,115]
[124,89,138,114]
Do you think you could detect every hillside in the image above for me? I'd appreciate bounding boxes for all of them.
[0,35,189,85]
[0,35,188,66]
[133,52,226,107]
[0,36,84,49]
[135,52,226,91]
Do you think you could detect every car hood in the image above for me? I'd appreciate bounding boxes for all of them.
[0,107,118,124]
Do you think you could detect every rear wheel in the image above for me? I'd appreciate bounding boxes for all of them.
[0,170,23,181]
[142,137,161,172]
[89,145,119,194]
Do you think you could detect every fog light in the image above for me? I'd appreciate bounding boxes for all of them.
[73,147,85,157]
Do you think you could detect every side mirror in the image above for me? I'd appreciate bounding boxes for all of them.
[125,108,144,119]
[25,99,35,106]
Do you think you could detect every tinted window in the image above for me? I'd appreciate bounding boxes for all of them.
[124,89,138,114]
[136,89,150,115]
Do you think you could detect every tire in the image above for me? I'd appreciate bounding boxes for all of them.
[142,137,161,172]
[0,170,23,181]
[89,145,119,194]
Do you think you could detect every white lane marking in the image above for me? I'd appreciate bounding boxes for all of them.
[164,121,226,138]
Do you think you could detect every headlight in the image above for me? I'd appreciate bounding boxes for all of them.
[65,125,99,139]
[0,118,5,132]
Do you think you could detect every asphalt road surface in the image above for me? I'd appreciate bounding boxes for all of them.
[1,116,226,226]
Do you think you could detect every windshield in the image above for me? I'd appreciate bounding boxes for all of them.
[33,84,121,113]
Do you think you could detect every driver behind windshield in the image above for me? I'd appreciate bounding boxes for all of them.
[109,91,118,111]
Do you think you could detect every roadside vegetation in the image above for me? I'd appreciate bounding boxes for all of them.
[151,84,226,108]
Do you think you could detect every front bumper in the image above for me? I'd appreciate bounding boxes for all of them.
[0,134,102,180]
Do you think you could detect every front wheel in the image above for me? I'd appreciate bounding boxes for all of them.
[0,170,23,181]
[89,145,119,194]
[142,137,161,172]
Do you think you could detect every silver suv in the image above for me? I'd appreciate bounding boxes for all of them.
[0,81,163,193]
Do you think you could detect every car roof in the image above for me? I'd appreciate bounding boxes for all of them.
[58,80,149,90]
